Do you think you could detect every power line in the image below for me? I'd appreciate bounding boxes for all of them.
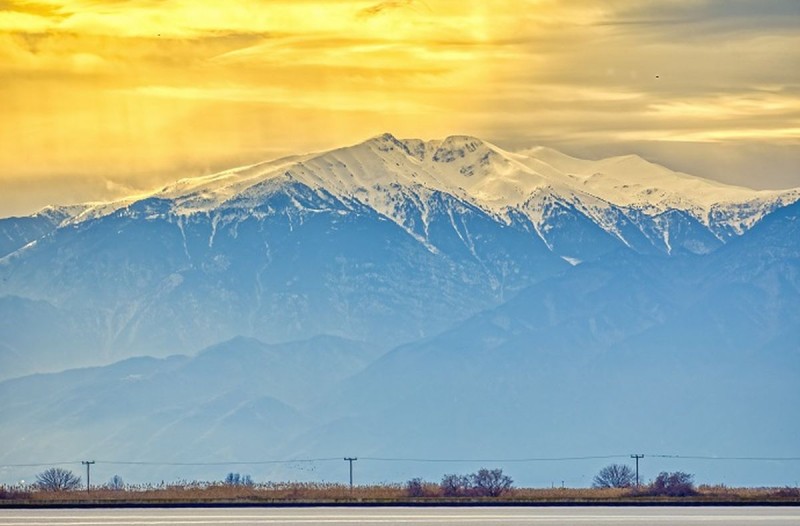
[94,458,342,467]
[3,454,800,470]
[0,461,82,468]
[647,454,800,461]
[360,455,629,463]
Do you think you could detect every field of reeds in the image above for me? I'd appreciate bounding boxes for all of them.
[2,481,799,506]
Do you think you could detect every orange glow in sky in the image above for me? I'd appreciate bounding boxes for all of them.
[1,0,799,215]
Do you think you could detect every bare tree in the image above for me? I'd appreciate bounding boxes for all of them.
[107,475,125,491]
[35,468,82,491]
[470,468,513,497]
[592,464,635,488]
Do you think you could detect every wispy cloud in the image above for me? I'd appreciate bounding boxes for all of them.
[0,0,798,216]
[357,0,427,19]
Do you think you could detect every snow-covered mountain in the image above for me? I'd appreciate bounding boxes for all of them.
[0,204,88,258]
[0,135,798,486]
[0,134,797,376]
[4,133,797,262]
[46,133,799,258]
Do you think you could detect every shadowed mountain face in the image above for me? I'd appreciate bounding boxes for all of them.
[0,136,797,486]
[0,201,797,487]
[306,200,800,485]
[0,185,566,375]
[0,135,796,376]
[0,207,80,258]
[0,335,377,481]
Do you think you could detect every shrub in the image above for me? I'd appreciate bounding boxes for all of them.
[648,471,696,497]
[592,464,635,488]
[224,473,254,486]
[406,477,426,497]
[0,486,31,500]
[470,468,513,497]
[440,474,471,497]
[772,487,800,498]
[440,469,513,497]
[35,468,82,491]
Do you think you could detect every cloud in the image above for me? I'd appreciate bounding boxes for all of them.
[357,0,420,19]
[0,10,54,31]
[607,0,800,36]
[125,84,435,113]
[0,0,798,217]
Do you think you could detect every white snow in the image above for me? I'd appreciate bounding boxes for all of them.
[53,133,799,245]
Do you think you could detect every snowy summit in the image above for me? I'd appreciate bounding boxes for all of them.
[61,132,798,253]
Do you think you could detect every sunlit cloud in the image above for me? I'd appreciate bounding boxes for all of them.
[650,94,800,120]
[0,10,52,31]
[0,0,799,216]
[618,128,800,144]
[126,84,436,114]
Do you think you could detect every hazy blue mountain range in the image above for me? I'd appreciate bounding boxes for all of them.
[312,201,800,485]
[0,135,797,486]
[0,335,377,480]
[0,134,796,377]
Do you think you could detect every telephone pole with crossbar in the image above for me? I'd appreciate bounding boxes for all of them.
[630,454,644,487]
[344,457,357,489]
[81,461,95,493]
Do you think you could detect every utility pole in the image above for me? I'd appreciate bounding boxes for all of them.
[630,454,644,487]
[344,457,357,489]
[81,461,95,493]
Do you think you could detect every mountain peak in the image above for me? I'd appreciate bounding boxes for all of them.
[9,133,798,254]
[430,135,491,164]
[361,132,409,154]
[357,133,493,164]
[365,131,401,145]
[34,204,90,224]
[439,134,487,149]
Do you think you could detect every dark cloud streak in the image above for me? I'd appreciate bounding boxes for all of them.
[608,0,800,37]
[357,0,421,19]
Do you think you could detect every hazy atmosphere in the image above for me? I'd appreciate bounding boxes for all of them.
[2,0,799,216]
[1,0,799,495]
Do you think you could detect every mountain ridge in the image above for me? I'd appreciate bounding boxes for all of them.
[0,201,797,485]
[4,133,796,261]
[0,134,797,375]
[0,138,797,486]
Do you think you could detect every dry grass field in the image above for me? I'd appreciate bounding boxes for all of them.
[2,482,799,505]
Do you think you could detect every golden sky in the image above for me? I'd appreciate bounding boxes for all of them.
[2,0,799,216]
